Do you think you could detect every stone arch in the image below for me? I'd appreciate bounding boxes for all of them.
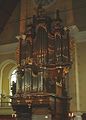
[0,59,17,104]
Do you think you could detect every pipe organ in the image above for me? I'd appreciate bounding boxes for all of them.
[12,5,72,120]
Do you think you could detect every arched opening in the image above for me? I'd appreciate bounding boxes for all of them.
[0,59,17,106]
[10,69,17,96]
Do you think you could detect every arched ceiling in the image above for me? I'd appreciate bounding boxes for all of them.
[0,0,20,33]
[0,0,20,45]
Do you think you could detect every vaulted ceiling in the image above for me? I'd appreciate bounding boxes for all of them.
[0,0,20,45]
[0,0,20,33]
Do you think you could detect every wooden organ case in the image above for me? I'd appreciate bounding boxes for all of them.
[12,5,72,120]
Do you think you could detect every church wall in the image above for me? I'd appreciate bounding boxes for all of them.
[0,53,16,63]
[69,41,86,116]
[69,46,77,112]
[77,41,86,112]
